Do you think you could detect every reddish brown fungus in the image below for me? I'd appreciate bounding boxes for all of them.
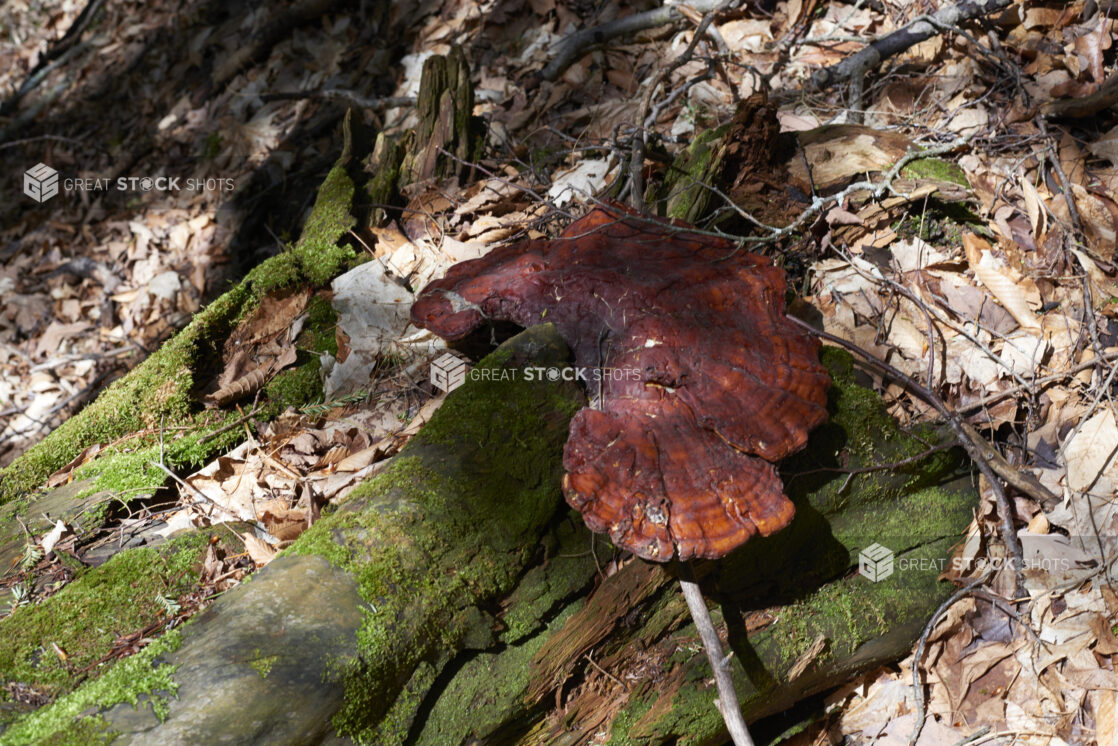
[411,203,830,561]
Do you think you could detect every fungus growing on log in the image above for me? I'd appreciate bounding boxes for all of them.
[412,203,830,561]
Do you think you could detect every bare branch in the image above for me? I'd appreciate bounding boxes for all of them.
[678,564,755,746]
[535,0,729,85]
[809,0,1016,91]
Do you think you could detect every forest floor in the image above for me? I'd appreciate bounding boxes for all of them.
[3,0,1118,743]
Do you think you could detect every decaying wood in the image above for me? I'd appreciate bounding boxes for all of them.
[400,45,479,185]
[411,342,979,744]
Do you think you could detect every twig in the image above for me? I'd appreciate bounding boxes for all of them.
[630,2,731,210]
[809,0,1016,91]
[953,726,991,745]
[0,0,103,116]
[147,461,250,526]
[1036,118,1084,235]
[1036,117,1117,384]
[260,90,415,109]
[955,349,1118,414]
[0,134,84,151]
[198,406,264,445]
[678,563,754,746]
[584,651,628,691]
[907,572,992,746]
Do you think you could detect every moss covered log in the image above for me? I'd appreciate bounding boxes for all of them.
[0,128,361,512]
[0,333,978,745]
[0,325,584,744]
[408,346,978,745]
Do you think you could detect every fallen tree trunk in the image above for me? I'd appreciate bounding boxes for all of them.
[808,0,1016,91]
[5,324,584,744]
[1,330,977,744]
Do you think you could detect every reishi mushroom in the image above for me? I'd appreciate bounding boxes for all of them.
[411,202,830,561]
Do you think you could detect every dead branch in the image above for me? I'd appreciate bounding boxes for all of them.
[907,572,993,746]
[631,2,730,210]
[534,0,729,85]
[261,90,415,110]
[678,564,755,746]
[808,0,1016,91]
[0,0,103,116]
[1042,72,1118,119]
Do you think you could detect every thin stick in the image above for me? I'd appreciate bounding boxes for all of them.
[630,2,728,210]
[907,572,991,746]
[199,405,263,444]
[148,460,250,526]
[678,563,754,746]
[534,0,728,84]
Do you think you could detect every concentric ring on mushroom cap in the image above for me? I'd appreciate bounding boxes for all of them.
[411,202,830,561]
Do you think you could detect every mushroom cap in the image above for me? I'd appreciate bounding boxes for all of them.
[411,203,830,561]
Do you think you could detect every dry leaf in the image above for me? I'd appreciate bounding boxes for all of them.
[1020,176,1046,237]
[241,532,277,567]
[963,233,1041,331]
[1063,408,1118,492]
[1094,690,1118,746]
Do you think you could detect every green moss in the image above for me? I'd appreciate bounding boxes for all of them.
[0,138,362,508]
[0,532,210,698]
[376,661,437,741]
[394,340,976,745]
[248,653,278,679]
[901,157,969,186]
[264,362,323,410]
[416,599,583,744]
[257,295,338,410]
[303,294,339,358]
[61,415,248,517]
[288,161,358,288]
[243,253,302,297]
[607,693,654,746]
[618,347,975,743]
[285,112,361,289]
[364,132,403,225]
[0,628,183,745]
[655,124,728,223]
[0,281,254,507]
[285,328,583,744]
[499,518,598,645]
